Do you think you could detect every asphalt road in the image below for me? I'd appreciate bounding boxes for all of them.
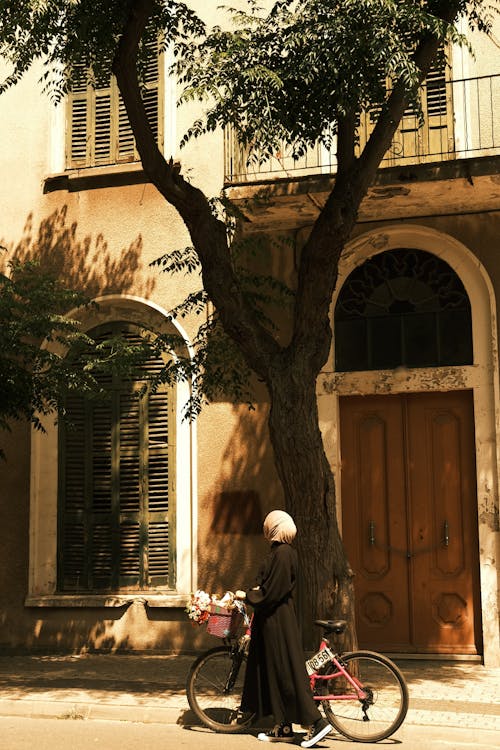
[0,717,498,750]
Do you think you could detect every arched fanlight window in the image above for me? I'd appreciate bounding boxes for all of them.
[334,249,473,372]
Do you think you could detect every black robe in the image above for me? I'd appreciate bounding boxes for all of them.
[240,542,321,726]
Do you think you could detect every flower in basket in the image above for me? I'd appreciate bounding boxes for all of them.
[217,591,235,608]
[185,589,212,625]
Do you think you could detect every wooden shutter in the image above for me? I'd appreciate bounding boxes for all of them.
[117,93,136,162]
[143,37,162,149]
[59,393,87,590]
[424,64,454,157]
[94,89,112,165]
[391,58,452,164]
[67,64,90,168]
[58,322,176,592]
[91,59,113,167]
[118,388,143,586]
[66,39,162,169]
[147,388,173,586]
[357,49,452,166]
[89,398,114,589]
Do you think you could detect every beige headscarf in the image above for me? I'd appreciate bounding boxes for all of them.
[263,510,297,544]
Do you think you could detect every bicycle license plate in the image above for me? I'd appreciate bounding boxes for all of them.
[305,646,334,675]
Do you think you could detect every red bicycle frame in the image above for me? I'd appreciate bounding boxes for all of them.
[309,636,369,702]
[241,614,367,702]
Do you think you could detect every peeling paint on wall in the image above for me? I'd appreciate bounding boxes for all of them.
[321,365,470,396]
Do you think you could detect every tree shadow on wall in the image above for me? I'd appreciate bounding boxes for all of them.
[0,212,288,655]
[1,400,281,656]
[2,205,155,298]
[199,398,283,597]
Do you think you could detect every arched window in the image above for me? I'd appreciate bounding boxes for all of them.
[335,249,473,372]
[58,321,175,592]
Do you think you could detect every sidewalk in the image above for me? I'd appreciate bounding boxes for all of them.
[0,653,499,730]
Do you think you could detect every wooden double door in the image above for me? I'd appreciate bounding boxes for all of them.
[340,390,482,655]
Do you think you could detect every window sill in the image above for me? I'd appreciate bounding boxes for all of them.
[43,162,150,193]
[25,593,188,608]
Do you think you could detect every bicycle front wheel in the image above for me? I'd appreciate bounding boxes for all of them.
[186,645,255,733]
[320,650,409,742]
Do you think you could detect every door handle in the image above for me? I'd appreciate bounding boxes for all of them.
[369,520,375,546]
[443,520,449,547]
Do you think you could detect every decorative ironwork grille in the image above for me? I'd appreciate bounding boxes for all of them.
[334,249,473,372]
[224,73,500,182]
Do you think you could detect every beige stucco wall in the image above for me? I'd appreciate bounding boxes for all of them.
[0,5,499,661]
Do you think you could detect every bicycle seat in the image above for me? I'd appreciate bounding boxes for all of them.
[314,619,347,635]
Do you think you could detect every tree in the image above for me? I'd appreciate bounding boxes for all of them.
[0,255,153,454]
[0,256,90,434]
[0,0,496,645]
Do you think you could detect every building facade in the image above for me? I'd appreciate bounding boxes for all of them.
[0,6,499,664]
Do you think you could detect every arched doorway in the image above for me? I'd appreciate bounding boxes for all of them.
[321,220,500,660]
[335,248,481,654]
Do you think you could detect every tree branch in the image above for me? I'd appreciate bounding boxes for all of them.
[357,2,461,191]
[290,2,463,371]
[113,0,281,380]
[336,111,357,177]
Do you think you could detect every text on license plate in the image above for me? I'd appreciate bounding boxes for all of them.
[305,646,334,675]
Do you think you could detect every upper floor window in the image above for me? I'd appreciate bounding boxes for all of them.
[335,249,473,372]
[359,53,452,165]
[66,40,163,169]
[58,322,175,593]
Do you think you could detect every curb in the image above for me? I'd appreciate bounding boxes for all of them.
[1,696,499,732]
[0,698,186,724]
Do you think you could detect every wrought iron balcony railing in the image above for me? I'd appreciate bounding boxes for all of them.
[224,73,500,184]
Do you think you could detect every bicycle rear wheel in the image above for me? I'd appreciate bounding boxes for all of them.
[320,650,409,742]
[186,645,255,733]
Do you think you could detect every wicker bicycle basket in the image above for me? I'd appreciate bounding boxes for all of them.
[206,604,244,638]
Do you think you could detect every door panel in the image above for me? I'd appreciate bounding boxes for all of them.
[341,395,411,650]
[406,392,481,653]
[340,390,482,655]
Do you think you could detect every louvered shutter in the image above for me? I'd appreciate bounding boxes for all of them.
[94,88,112,165]
[59,328,116,592]
[119,329,173,588]
[424,65,454,157]
[59,394,87,590]
[89,398,114,589]
[67,64,90,168]
[66,39,162,168]
[357,50,452,166]
[117,94,136,162]
[142,37,162,149]
[59,322,175,592]
[118,388,143,586]
[116,36,162,162]
[91,60,113,167]
[392,59,452,164]
[147,387,173,586]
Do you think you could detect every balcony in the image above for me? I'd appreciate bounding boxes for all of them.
[224,74,500,231]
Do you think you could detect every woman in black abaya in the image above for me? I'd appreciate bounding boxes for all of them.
[238,510,332,747]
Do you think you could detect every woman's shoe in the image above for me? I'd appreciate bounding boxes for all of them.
[258,723,296,742]
[300,717,332,748]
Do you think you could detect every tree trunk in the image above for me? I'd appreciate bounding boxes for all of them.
[267,358,356,651]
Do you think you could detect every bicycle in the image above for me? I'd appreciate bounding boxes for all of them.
[186,608,409,742]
